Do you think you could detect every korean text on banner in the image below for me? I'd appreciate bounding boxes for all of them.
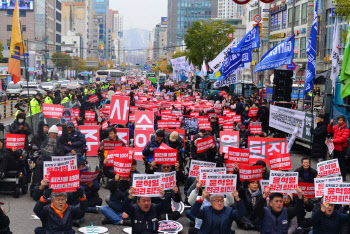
[134,130,154,160]
[269,153,292,170]
[314,177,343,198]
[196,136,215,153]
[44,161,71,180]
[109,96,130,125]
[155,171,176,191]
[226,147,249,164]
[154,149,177,165]
[85,111,96,120]
[80,171,100,183]
[317,159,341,177]
[205,173,237,194]
[189,160,216,177]
[113,156,133,177]
[51,156,77,170]
[220,131,239,154]
[6,133,25,149]
[248,137,287,165]
[103,141,124,150]
[49,170,80,193]
[298,182,315,198]
[89,95,99,103]
[324,183,350,204]
[135,111,154,130]
[239,164,263,182]
[199,167,226,186]
[325,138,335,155]
[79,125,99,156]
[42,103,64,119]
[269,171,298,193]
[132,174,161,197]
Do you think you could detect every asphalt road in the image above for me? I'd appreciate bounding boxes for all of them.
[1,144,316,234]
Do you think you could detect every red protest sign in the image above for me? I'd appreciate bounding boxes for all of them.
[198,121,211,131]
[80,171,100,183]
[102,121,109,130]
[109,96,130,125]
[135,111,154,130]
[103,141,124,150]
[85,111,96,120]
[168,121,181,128]
[116,128,130,146]
[196,136,215,153]
[220,131,239,154]
[190,112,199,117]
[269,153,292,170]
[114,156,133,177]
[297,182,315,198]
[232,115,241,122]
[42,103,64,119]
[84,121,98,126]
[72,107,80,118]
[239,164,263,182]
[250,126,262,134]
[157,121,168,129]
[89,95,99,103]
[317,159,341,177]
[79,125,99,156]
[225,112,236,117]
[248,137,287,165]
[249,108,258,117]
[154,149,177,165]
[223,124,234,131]
[6,133,25,149]
[134,130,154,160]
[132,174,161,197]
[49,170,80,193]
[269,171,298,193]
[226,147,249,164]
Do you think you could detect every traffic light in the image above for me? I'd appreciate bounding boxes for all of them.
[253,23,262,37]
[272,69,293,108]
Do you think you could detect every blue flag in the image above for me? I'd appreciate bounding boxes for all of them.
[254,34,295,73]
[304,0,318,94]
[230,24,260,53]
[219,51,251,80]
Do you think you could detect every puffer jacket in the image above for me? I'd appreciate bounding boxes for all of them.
[63,130,86,154]
[327,123,350,151]
[311,121,328,158]
[39,121,68,158]
[142,136,165,162]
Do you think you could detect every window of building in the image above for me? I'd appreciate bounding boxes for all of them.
[288,8,293,27]
[295,5,300,26]
[301,3,307,25]
[7,25,12,31]
[294,38,299,59]
[7,39,11,47]
[300,37,306,58]
[22,25,26,31]
[19,11,26,17]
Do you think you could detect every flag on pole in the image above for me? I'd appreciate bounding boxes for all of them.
[330,17,340,90]
[8,0,25,84]
[199,60,207,79]
[340,24,350,98]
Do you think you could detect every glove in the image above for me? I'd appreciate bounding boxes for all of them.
[61,116,66,125]
[43,188,52,199]
[149,147,154,152]
[39,113,44,122]
[76,187,85,199]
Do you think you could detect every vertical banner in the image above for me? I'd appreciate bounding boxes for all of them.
[79,125,100,156]
[134,130,154,160]
[109,96,130,124]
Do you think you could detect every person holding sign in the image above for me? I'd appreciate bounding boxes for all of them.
[0,140,22,179]
[327,116,350,181]
[256,186,304,234]
[122,187,171,234]
[63,122,86,156]
[10,112,32,149]
[142,130,166,163]
[189,189,246,234]
[33,188,88,234]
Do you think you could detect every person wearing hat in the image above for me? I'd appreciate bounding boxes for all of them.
[29,93,42,116]
[190,189,246,234]
[164,131,184,167]
[14,102,26,119]
[44,91,54,104]
[142,129,165,163]
[63,122,85,156]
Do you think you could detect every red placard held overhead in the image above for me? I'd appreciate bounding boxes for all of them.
[154,149,177,165]
[116,128,130,146]
[89,95,99,103]
[239,164,263,182]
[103,141,124,150]
[269,153,292,170]
[196,136,215,153]
[220,131,239,154]
[198,121,211,131]
[135,111,154,130]
[6,133,26,149]
[84,121,98,126]
[49,170,80,193]
[80,171,100,184]
[109,96,130,124]
[42,103,64,119]
[102,121,109,130]
[226,147,249,164]
[85,111,96,120]
[79,125,99,156]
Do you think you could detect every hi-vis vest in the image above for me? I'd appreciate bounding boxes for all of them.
[29,98,41,116]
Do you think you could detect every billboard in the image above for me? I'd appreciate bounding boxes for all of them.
[161,17,168,27]
[0,0,34,10]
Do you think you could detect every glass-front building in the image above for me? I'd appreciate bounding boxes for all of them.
[93,0,108,59]
[34,0,46,51]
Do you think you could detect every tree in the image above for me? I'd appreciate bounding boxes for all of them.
[0,41,3,60]
[184,20,235,68]
[71,56,86,73]
[172,50,188,59]
[334,0,350,22]
[104,60,115,69]
[51,52,72,71]
[158,58,170,74]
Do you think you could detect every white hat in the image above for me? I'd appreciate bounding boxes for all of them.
[49,125,59,134]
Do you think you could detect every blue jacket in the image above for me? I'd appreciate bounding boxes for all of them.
[312,207,350,234]
[190,199,246,234]
[63,130,85,154]
[80,179,100,200]
[107,180,129,213]
[142,136,165,162]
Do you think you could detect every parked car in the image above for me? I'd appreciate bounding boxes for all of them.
[41,82,54,91]
[6,81,23,100]
[60,80,70,88]
[51,80,60,89]
[20,84,47,98]
[67,81,81,89]
[0,91,7,102]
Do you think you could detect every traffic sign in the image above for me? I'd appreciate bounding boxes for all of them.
[261,0,275,3]
[254,15,262,23]
[232,0,250,5]
[287,62,297,71]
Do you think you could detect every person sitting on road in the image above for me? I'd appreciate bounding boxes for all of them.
[142,129,165,163]
[10,112,32,148]
[33,188,88,234]
[0,205,11,234]
[122,187,171,234]
[63,122,86,156]
[100,174,131,225]
[294,158,318,183]
[0,140,22,179]
[164,131,185,169]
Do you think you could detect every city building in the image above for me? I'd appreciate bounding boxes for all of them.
[61,31,83,58]
[109,9,125,65]
[93,0,109,60]
[167,0,218,52]
[151,23,168,61]
[217,0,244,19]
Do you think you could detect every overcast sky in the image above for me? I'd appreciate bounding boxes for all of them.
[110,0,167,31]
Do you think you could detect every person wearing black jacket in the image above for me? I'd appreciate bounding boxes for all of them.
[191,130,217,162]
[164,131,185,168]
[235,98,244,115]
[122,187,170,234]
[310,114,328,161]
[294,158,318,183]
[210,117,220,139]
[257,101,270,135]
[0,206,11,234]
[101,174,131,225]
[0,140,22,179]
[10,112,32,148]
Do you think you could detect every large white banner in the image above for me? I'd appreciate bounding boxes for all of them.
[171,56,187,72]
[209,39,237,73]
[269,105,305,138]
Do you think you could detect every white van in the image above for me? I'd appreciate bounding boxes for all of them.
[6,81,23,100]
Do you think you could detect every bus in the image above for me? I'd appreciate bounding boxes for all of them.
[95,70,125,83]
[146,72,157,84]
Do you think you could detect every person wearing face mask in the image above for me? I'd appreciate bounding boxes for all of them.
[100,174,131,225]
[14,102,26,119]
[10,112,32,148]
[78,161,102,213]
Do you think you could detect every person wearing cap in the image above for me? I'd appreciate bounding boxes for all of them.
[29,93,42,116]
[14,102,26,118]
[63,122,85,156]
[190,189,246,234]
[44,91,54,104]
[142,129,165,163]
[33,188,88,234]
[310,114,328,162]
[256,186,304,234]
